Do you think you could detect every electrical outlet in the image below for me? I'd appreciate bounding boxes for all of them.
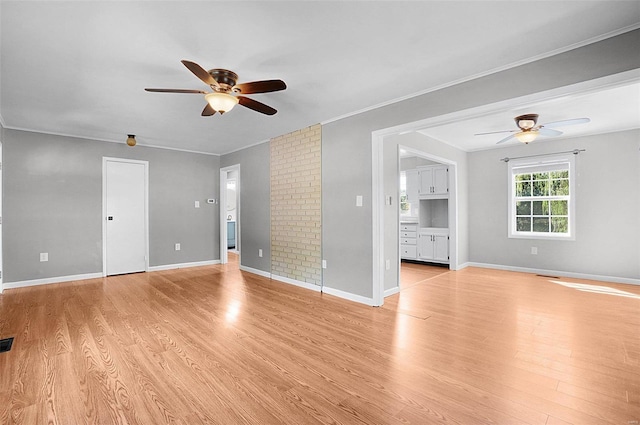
[258,249,263,257]
[531,247,538,255]
[175,243,181,251]
[40,252,48,262]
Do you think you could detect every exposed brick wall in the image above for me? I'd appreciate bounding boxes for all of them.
[270,124,322,285]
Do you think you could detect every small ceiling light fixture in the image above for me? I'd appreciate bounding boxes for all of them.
[514,130,539,144]
[126,134,136,147]
[204,92,239,114]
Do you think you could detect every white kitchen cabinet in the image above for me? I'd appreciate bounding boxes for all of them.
[400,223,418,260]
[433,234,449,262]
[417,165,448,198]
[417,229,449,263]
[405,169,420,201]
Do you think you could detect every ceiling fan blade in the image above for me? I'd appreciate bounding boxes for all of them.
[234,79,287,94]
[496,133,516,144]
[542,117,590,129]
[145,88,207,94]
[237,96,277,115]
[475,129,515,136]
[201,104,217,116]
[181,60,220,89]
[538,127,563,137]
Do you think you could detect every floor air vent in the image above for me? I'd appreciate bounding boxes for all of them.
[0,337,14,353]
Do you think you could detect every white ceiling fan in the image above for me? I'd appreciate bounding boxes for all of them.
[476,114,591,144]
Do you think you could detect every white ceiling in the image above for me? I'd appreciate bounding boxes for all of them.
[1,1,639,155]
[418,81,640,151]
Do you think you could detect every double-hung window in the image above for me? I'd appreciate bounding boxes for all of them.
[508,153,575,240]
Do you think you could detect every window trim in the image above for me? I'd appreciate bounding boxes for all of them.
[507,153,576,241]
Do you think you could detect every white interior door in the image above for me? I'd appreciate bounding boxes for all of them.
[104,158,148,276]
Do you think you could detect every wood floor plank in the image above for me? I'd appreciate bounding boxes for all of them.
[1,257,638,424]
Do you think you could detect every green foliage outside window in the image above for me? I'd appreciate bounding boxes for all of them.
[514,170,569,234]
[400,192,410,212]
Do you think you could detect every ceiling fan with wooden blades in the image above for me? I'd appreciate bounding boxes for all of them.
[475,114,590,144]
[145,60,286,116]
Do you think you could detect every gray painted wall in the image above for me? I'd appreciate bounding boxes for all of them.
[220,142,271,273]
[322,29,640,299]
[468,129,640,280]
[3,30,639,298]
[3,129,219,282]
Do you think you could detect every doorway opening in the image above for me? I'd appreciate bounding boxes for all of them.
[398,146,454,292]
[0,140,3,293]
[372,133,458,306]
[220,164,240,265]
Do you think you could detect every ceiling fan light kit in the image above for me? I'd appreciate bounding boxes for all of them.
[145,60,286,117]
[205,92,239,114]
[514,130,538,144]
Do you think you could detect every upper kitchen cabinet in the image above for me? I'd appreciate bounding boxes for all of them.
[406,165,449,199]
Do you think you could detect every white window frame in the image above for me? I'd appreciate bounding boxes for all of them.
[507,153,576,241]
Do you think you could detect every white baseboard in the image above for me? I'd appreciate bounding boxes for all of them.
[384,287,400,297]
[4,272,104,290]
[271,274,321,292]
[148,260,219,272]
[4,260,221,290]
[468,262,640,286]
[239,265,272,279]
[321,286,377,306]
[454,262,471,271]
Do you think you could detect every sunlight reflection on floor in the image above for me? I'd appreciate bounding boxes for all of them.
[550,280,640,299]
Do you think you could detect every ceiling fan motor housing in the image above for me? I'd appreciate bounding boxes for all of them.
[208,69,238,92]
[515,113,539,130]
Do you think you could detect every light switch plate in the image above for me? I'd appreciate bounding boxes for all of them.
[356,195,363,207]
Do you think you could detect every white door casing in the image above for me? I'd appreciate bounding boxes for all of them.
[372,135,458,307]
[0,141,3,293]
[103,158,149,276]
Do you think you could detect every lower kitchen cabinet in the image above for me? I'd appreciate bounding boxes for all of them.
[417,230,449,263]
[400,222,418,260]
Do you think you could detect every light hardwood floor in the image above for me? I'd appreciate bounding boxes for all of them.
[0,256,639,424]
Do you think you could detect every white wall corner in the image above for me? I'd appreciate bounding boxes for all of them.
[321,286,377,306]
[271,274,321,292]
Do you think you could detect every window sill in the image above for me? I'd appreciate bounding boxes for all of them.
[509,232,575,241]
